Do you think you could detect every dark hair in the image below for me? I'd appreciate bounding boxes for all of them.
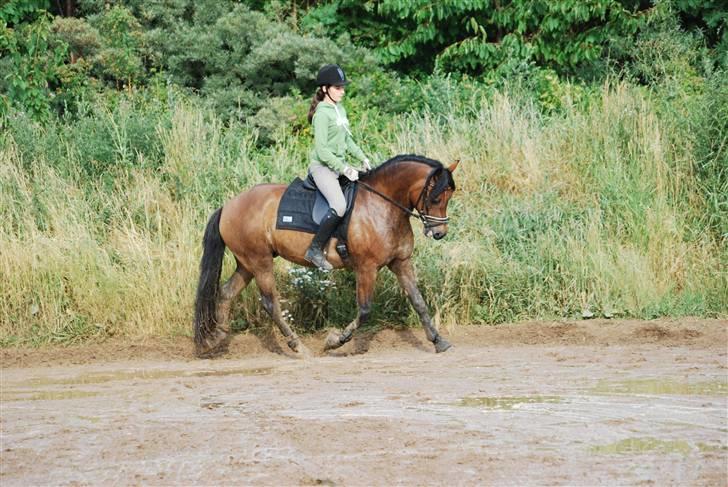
[307,87,327,124]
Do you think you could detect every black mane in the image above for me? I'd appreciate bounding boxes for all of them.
[363,154,443,176]
[362,153,456,201]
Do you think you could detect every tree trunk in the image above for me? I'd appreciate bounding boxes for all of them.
[65,0,76,17]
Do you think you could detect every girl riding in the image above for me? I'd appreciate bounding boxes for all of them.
[304,64,370,271]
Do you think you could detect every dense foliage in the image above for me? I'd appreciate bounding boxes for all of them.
[307,0,726,74]
[2,1,726,119]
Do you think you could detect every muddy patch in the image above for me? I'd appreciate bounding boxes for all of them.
[591,438,692,455]
[13,366,274,387]
[457,395,563,410]
[592,379,728,396]
[2,390,100,402]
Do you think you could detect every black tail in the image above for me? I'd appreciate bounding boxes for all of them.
[194,208,225,350]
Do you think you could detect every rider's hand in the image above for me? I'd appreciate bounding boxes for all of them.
[343,166,359,181]
[363,158,372,170]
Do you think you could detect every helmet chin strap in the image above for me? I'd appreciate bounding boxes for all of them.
[323,86,337,103]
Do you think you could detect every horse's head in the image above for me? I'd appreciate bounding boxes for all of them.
[417,161,458,240]
[359,155,459,240]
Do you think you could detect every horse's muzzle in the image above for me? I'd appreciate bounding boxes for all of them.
[422,213,449,239]
[425,226,448,240]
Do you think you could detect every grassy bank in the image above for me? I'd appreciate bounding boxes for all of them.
[1,80,725,346]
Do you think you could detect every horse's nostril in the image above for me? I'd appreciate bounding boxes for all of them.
[433,231,446,240]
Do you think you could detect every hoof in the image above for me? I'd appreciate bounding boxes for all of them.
[434,337,452,353]
[323,330,342,351]
[288,337,313,359]
[294,343,314,360]
[196,328,230,358]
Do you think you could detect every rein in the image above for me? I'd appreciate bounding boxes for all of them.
[358,178,449,229]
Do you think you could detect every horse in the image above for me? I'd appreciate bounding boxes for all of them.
[193,154,458,358]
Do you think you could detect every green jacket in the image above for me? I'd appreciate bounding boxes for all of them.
[310,102,366,174]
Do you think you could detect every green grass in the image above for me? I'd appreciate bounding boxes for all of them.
[1,79,725,346]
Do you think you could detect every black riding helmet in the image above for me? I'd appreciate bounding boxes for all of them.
[316,64,349,86]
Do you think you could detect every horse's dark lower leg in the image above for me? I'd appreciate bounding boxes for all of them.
[197,268,252,357]
[389,258,451,353]
[325,267,376,351]
[255,269,312,358]
[324,302,371,351]
[216,267,253,332]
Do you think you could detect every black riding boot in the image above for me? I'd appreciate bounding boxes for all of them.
[304,208,342,271]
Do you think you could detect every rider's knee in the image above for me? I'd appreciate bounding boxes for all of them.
[331,201,346,217]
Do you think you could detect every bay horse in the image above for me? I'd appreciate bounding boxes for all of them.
[194,154,458,358]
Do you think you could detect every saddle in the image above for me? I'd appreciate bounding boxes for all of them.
[276,173,358,260]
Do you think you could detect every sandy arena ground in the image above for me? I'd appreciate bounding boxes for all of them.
[1,319,726,485]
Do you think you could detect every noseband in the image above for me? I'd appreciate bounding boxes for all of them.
[413,183,450,229]
[358,168,450,229]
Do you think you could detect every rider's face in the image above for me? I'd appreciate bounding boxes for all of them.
[326,85,345,103]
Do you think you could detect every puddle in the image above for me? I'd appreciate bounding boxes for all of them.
[591,438,691,455]
[457,396,562,410]
[78,415,102,423]
[591,379,728,396]
[2,390,99,402]
[696,443,728,453]
[19,367,274,386]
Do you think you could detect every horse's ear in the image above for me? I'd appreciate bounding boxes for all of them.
[448,160,460,172]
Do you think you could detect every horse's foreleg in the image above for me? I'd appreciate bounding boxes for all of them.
[255,268,312,358]
[324,266,377,351]
[388,258,451,353]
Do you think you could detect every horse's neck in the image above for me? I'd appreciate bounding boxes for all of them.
[365,163,426,209]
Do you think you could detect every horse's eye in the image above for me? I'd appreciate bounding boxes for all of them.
[432,198,441,204]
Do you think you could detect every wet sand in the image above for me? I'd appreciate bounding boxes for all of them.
[1,319,726,485]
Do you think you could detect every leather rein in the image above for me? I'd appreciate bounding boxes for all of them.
[357,170,449,229]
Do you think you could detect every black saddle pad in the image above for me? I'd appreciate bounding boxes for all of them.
[276,177,358,242]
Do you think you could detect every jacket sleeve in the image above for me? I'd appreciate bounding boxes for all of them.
[313,112,347,173]
[346,131,367,163]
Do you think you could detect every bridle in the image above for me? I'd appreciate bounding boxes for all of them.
[357,169,450,229]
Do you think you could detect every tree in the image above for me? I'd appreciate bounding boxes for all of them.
[1,1,69,119]
[301,0,649,77]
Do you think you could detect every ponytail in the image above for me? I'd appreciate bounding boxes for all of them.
[307,87,326,124]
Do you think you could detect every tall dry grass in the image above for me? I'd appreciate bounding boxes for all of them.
[1,81,725,345]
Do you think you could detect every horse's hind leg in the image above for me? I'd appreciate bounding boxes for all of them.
[254,266,312,359]
[324,265,377,351]
[199,266,252,356]
[388,258,451,353]
[217,265,253,331]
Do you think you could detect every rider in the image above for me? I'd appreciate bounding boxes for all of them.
[305,63,370,271]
